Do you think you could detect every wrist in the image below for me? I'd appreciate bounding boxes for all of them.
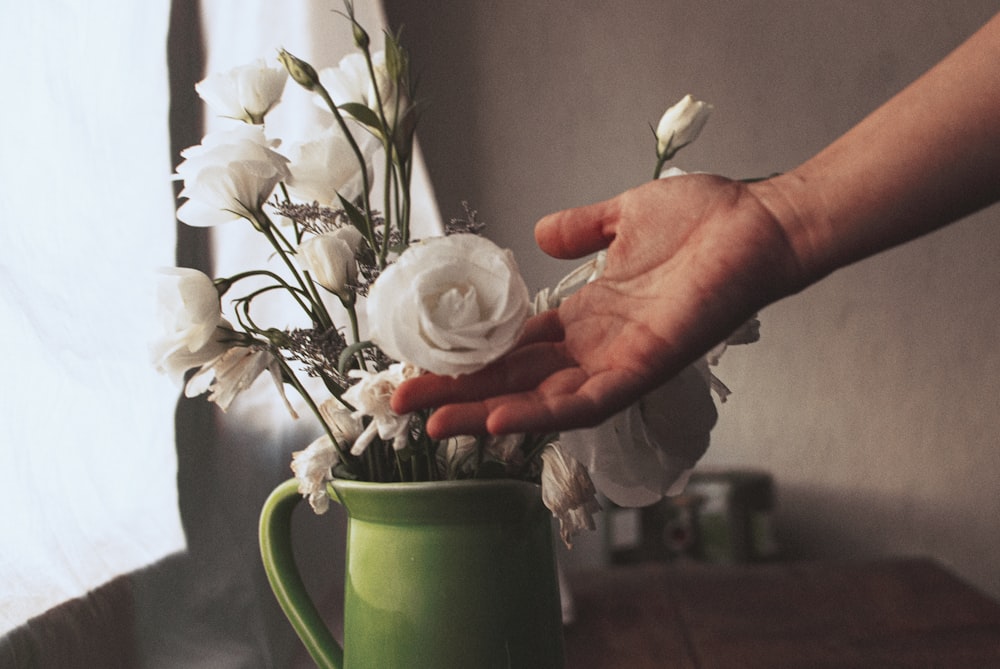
[745,171,833,294]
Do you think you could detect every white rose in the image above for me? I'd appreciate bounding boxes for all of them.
[195,58,288,124]
[298,226,365,299]
[655,94,712,159]
[175,125,290,227]
[366,234,531,376]
[151,267,230,383]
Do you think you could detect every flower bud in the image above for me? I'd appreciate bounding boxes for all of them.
[278,49,321,91]
[655,94,712,159]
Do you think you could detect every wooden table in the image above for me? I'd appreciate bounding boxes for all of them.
[562,558,1000,668]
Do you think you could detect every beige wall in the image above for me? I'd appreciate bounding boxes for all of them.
[385,1,1000,598]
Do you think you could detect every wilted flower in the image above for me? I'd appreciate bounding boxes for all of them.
[540,443,602,547]
[342,362,420,455]
[655,94,712,160]
[559,364,718,508]
[298,226,365,299]
[195,59,288,124]
[290,434,340,514]
[367,234,531,376]
[175,125,290,227]
[184,345,286,413]
[151,267,230,383]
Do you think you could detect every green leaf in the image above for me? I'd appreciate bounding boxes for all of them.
[338,102,383,131]
[337,339,375,376]
[337,194,373,240]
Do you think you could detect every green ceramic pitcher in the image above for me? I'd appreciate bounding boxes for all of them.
[259,477,566,669]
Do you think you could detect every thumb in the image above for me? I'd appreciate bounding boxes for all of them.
[534,196,620,259]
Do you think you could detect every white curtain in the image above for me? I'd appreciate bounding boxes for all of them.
[0,1,185,636]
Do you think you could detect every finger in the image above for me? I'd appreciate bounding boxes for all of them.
[535,197,621,259]
[424,401,491,437]
[391,339,574,414]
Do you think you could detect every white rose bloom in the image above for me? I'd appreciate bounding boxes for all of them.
[367,234,531,376]
[195,59,288,124]
[286,125,375,206]
[151,267,230,383]
[298,226,365,299]
[540,443,602,547]
[655,94,712,159]
[342,362,420,455]
[175,125,290,227]
[290,434,340,514]
[559,364,718,508]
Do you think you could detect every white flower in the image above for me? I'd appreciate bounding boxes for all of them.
[298,226,365,299]
[533,252,606,314]
[559,364,718,507]
[290,434,340,514]
[175,125,290,227]
[195,59,288,124]
[437,434,526,477]
[657,166,689,180]
[540,443,602,547]
[655,94,712,159]
[285,125,375,206]
[367,234,531,376]
[318,397,365,445]
[184,345,286,413]
[342,362,420,455]
[318,51,398,124]
[151,267,230,383]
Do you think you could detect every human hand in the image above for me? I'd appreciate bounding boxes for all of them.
[392,174,800,437]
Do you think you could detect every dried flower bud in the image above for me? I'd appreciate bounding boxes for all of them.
[278,49,320,91]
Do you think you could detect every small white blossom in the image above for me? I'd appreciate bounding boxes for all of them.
[298,226,365,299]
[195,59,288,124]
[175,125,290,227]
[342,362,420,455]
[151,267,230,383]
[655,94,712,159]
[290,434,340,514]
[540,443,602,547]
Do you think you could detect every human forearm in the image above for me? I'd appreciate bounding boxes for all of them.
[751,12,1000,290]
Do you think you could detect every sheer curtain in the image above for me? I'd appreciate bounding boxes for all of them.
[0,0,184,639]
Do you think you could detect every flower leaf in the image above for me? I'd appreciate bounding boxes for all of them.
[337,193,374,241]
[337,339,376,376]
[338,102,383,132]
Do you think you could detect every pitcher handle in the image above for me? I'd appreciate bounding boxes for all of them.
[259,478,344,669]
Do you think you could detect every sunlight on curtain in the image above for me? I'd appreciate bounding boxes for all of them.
[0,1,185,635]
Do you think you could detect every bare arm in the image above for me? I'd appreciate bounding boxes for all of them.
[394,13,1000,438]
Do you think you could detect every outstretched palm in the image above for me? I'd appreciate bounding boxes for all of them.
[393,174,798,437]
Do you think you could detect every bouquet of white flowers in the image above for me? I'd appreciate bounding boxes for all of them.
[152,3,752,544]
